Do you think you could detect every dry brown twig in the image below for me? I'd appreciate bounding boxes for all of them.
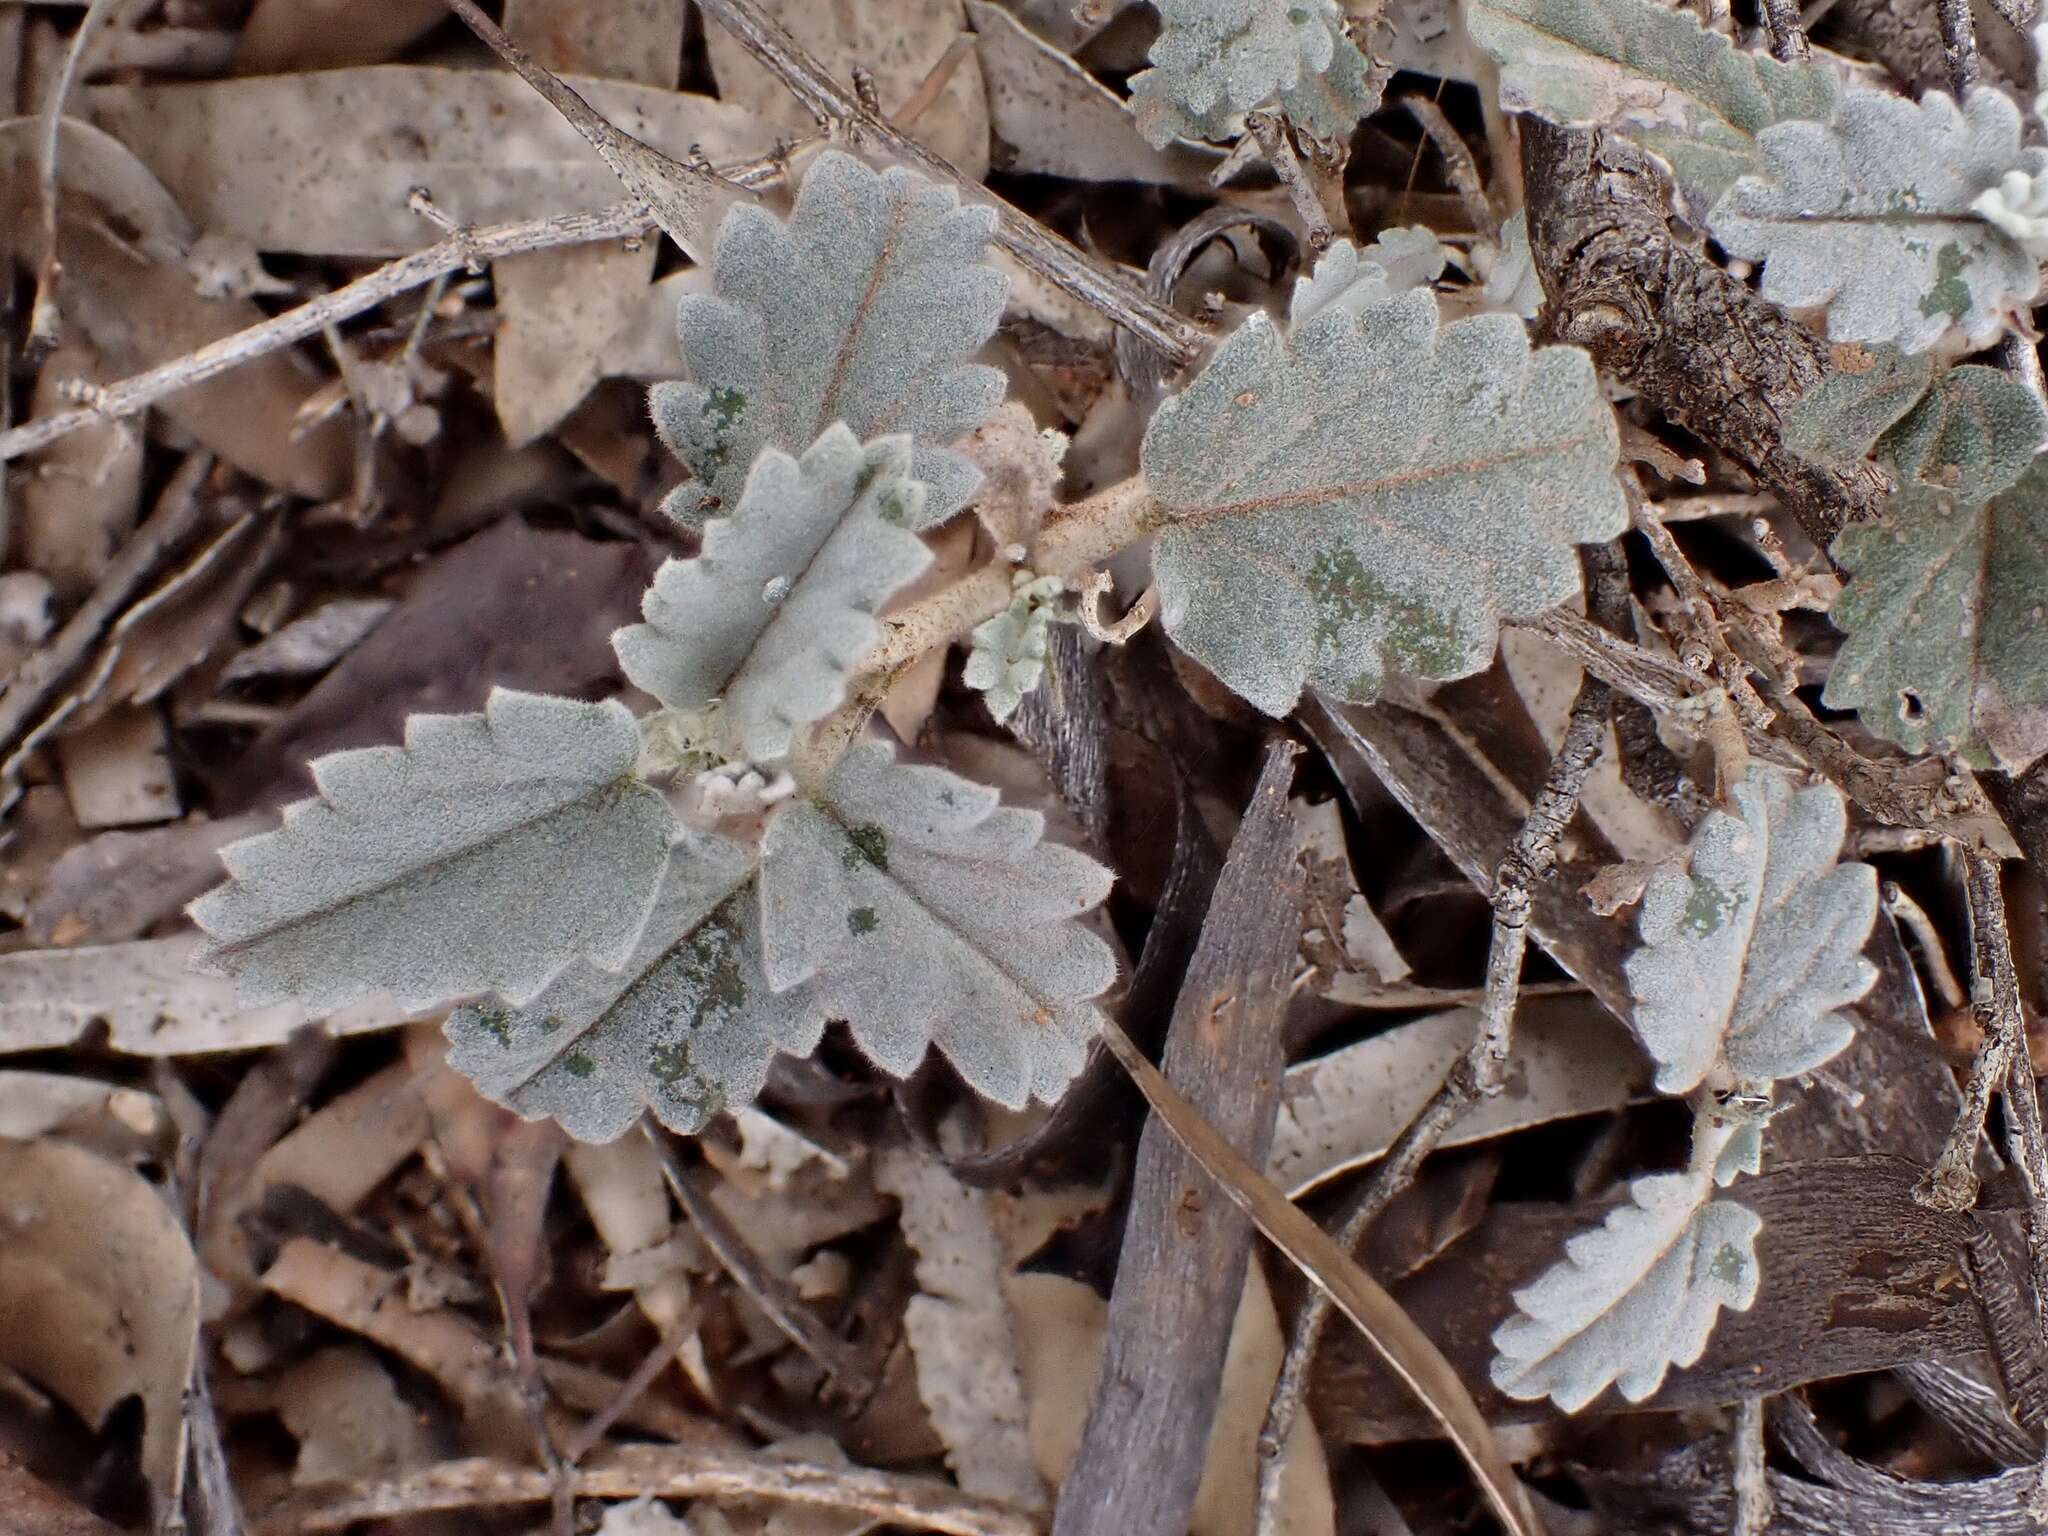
[1245,110,1337,251]
[684,0,1208,366]
[1252,659,1612,1536]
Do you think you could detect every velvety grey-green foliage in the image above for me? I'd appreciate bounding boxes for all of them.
[191,690,671,1013]
[1781,345,1937,465]
[1710,87,2048,354]
[1783,351,2044,500]
[1624,772,1877,1096]
[1826,460,2048,772]
[613,428,933,763]
[1883,364,2047,503]
[1128,0,1379,148]
[1140,291,1624,716]
[758,742,1117,1110]
[651,151,1006,527]
[1287,230,1446,328]
[444,833,823,1142]
[1467,0,1836,214]
[963,574,1061,724]
[1491,1172,1761,1411]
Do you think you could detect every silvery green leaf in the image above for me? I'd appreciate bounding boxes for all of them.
[1479,212,1544,320]
[1468,0,1837,214]
[1713,1120,1766,1186]
[1781,344,1936,465]
[613,428,934,763]
[1881,363,2047,503]
[1491,1172,1761,1412]
[1288,230,1446,327]
[1624,771,1877,1095]
[964,574,1063,723]
[1825,462,2048,772]
[1128,0,1379,148]
[758,741,1117,1109]
[651,150,1007,527]
[1140,293,1624,716]
[191,690,671,1012]
[1710,87,2048,354]
[443,832,823,1142]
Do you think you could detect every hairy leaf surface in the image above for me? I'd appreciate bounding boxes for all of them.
[964,574,1062,723]
[758,742,1117,1109]
[1141,293,1623,715]
[1128,0,1379,147]
[1883,363,2047,503]
[1491,1172,1761,1411]
[1711,87,2048,353]
[1624,772,1876,1095]
[1826,463,2048,772]
[1781,344,1936,465]
[651,151,1006,526]
[191,690,671,1012]
[614,428,933,762]
[1288,229,1446,327]
[1468,0,1836,213]
[444,833,823,1142]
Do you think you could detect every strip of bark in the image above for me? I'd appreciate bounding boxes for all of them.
[1520,121,1890,552]
[1048,742,1302,1536]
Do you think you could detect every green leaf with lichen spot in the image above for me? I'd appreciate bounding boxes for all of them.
[1624,771,1877,1095]
[651,150,1006,527]
[1710,86,2048,354]
[1128,0,1379,148]
[1825,459,2048,772]
[1492,1172,1760,1412]
[759,742,1117,1111]
[614,427,933,764]
[1880,364,2047,504]
[190,689,672,1014]
[1139,289,1624,716]
[443,831,823,1142]
[1468,0,1837,216]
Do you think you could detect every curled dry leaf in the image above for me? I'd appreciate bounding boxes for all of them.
[0,1138,201,1516]
[876,1141,1047,1511]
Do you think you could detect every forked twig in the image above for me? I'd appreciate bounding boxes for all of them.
[1251,666,1610,1536]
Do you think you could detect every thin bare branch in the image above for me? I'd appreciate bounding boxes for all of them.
[688,0,1208,367]
[1252,664,1610,1536]
[1940,0,1983,98]
[251,1443,1042,1536]
[1401,95,1496,232]
[1246,110,1336,251]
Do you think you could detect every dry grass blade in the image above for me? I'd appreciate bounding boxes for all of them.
[1096,1018,1542,1536]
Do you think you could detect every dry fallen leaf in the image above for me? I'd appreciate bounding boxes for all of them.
[703,0,991,179]
[492,0,691,445]
[0,1137,201,1520]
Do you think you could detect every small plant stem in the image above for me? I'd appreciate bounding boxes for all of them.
[1245,111,1336,252]
[30,0,132,357]
[1401,95,1497,231]
[1940,0,1983,98]
[864,475,1165,681]
[644,1126,865,1387]
[1733,1396,1775,1534]
[1758,0,1811,60]
[1963,851,2048,1339]
[1884,881,1970,1013]
[1250,667,1610,1536]
[1624,475,1772,732]
[689,0,1207,367]
[1919,850,2045,1229]
[1,201,639,465]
